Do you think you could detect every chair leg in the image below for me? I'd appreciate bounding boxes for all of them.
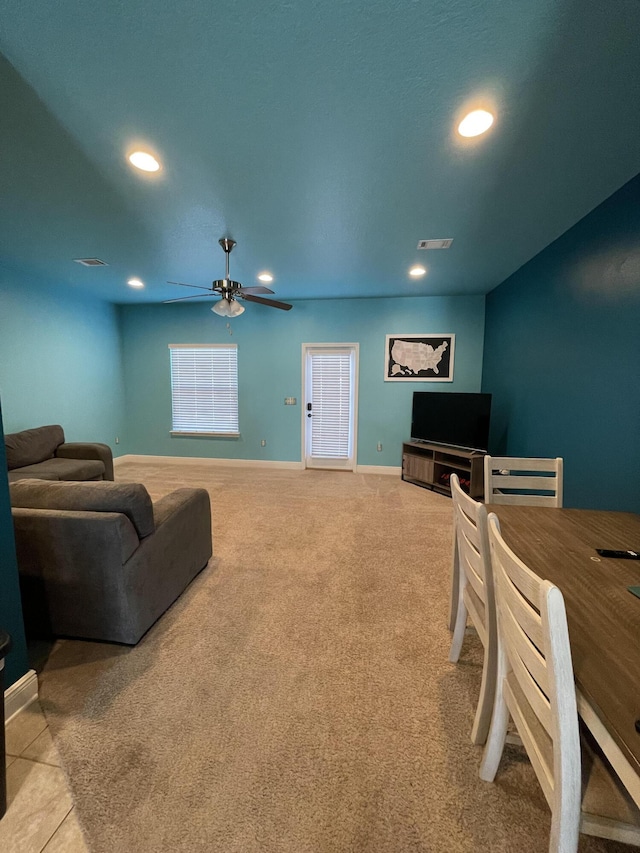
[471,633,497,746]
[479,689,509,781]
[448,530,459,632]
[549,803,580,853]
[548,755,581,853]
[448,592,467,663]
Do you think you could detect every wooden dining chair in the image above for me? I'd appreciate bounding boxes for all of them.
[484,456,563,507]
[448,473,497,745]
[480,513,640,852]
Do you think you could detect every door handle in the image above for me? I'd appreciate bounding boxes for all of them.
[306,403,312,411]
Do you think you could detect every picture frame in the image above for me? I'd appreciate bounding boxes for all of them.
[384,334,455,382]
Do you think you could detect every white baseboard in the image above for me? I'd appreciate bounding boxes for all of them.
[116,455,401,475]
[115,454,304,470]
[356,465,402,475]
[4,669,38,724]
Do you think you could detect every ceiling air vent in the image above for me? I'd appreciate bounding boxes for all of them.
[417,239,453,250]
[74,258,108,267]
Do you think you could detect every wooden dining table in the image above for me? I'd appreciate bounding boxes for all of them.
[490,505,640,807]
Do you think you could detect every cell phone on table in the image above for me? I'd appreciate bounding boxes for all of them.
[596,549,640,559]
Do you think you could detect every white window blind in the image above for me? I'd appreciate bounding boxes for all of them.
[310,352,352,458]
[169,344,239,435]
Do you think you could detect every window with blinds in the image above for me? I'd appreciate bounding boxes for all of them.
[309,351,352,458]
[169,344,239,435]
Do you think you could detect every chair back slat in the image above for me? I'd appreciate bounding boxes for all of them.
[504,676,554,804]
[492,534,546,614]
[464,583,487,646]
[459,542,486,608]
[488,492,560,507]
[497,565,545,651]
[462,555,486,614]
[453,482,490,606]
[492,474,559,492]
[486,513,582,844]
[499,596,549,700]
[457,505,484,577]
[484,456,563,508]
[501,614,553,735]
[489,457,562,473]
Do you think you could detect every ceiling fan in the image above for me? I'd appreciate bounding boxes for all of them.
[164,238,292,316]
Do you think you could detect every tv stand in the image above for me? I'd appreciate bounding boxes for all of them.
[401,441,485,498]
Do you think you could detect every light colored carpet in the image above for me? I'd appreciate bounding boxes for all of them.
[38,463,629,852]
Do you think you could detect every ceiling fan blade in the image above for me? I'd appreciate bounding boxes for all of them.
[167,280,213,292]
[239,293,293,311]
[238,285,275,295]
[163,293,215,304]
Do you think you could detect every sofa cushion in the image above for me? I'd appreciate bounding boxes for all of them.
[5,425,65,470]
[8,471,61,483]
[9,479,155,539]
[10,457,106,481]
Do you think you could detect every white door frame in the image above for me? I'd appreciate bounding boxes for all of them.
[301,342,359,471]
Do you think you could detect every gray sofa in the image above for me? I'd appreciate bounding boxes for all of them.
[10,479,212,644]
[5,425,114,483]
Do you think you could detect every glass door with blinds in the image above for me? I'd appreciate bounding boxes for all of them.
[302,344,358,470]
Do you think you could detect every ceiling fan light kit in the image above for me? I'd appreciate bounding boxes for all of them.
[164,237,292,314]
[212,298,245,317]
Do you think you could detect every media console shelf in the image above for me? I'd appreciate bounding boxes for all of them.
[402,441,485,499]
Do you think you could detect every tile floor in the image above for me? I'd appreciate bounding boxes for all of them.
[1,700,88,853]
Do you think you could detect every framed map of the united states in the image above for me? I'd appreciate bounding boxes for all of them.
[384,334,455,381]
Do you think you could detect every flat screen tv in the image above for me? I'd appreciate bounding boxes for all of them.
[411,392,492,452]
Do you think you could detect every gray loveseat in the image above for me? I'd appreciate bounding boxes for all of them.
[5,425,114,483]
[10,479,212,644]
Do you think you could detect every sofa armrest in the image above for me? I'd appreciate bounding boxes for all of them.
[12,507,139,566]
[56,442,114,480]
[135,489,212,582]
[121,488,212,641]
[12,508,140,640]
[152,488,209,529]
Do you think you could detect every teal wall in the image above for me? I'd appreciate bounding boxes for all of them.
[120,295,486,467]
[0,401,29,687]
[0,266,126,689]
[482,173,640,512]
[0,265,125,445]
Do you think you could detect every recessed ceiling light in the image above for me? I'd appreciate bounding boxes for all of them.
[457,109,494,138]
[128,151,161,172]
[409,266,427,277]
[258,272,273,283]
[127,278,145,288]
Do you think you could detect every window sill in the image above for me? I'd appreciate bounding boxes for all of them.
[170,431,240,438]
